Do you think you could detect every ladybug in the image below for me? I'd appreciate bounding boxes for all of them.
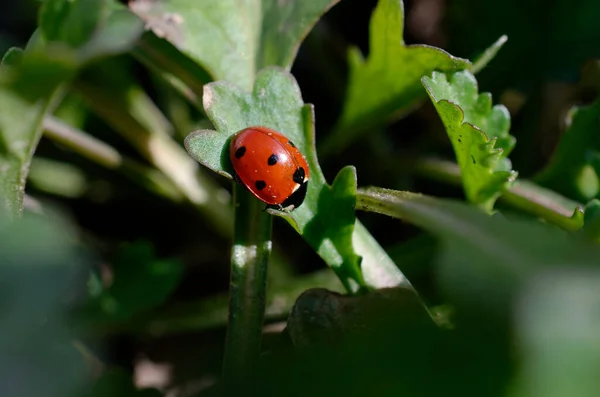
[229,126,310,211]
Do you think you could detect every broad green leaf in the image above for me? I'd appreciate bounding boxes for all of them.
[0,0,145,217]
[320,0,470,155]
[513,270,600,397]
[535,98,600,201]
[129,0,340,90]
[422,70,517,211]
[357,187,600,318]
[286,287,435,350]
[84,240,183,321]
[185,67,365,291]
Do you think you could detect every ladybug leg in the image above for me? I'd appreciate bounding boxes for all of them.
[232,172,242,184]
[265,203,284,212]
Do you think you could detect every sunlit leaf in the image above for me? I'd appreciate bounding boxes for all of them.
[129,0,340,90]
[422,70,517,211]
[320,0,470,155]
[185,67,366,291]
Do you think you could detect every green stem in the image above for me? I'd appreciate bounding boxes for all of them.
[42,116,183,202]
[415,157,585,230]
[222,186,272,394]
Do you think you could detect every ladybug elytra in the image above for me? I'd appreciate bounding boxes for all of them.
[229,126,310,211]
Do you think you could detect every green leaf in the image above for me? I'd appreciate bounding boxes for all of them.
[286,287,435,350]
[185,67,365,291]
[86,240,183,321]
[357,187,600,318]
[0,95,55,216]
[39,0,145,63]
[39,0,107,48]
[321,0,470,155]
[129,0,340,90]
[471,34,508,74]
[422,70,517,211]
[535,98,600,202]
[0,0,145,217]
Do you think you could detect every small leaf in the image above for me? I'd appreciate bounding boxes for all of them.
[535,98,600,202]
[357,187,600,318]
[321,0,470,155]
[471,34,508,74]
[129,0,340,90]
[185,67,364,291]
[422,70,517,211]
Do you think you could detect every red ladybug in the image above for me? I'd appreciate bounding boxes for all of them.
[229,126,310,211]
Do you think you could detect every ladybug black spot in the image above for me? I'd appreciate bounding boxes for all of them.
[267,154,279,166]
[235,146,246,159]
[293,167,305,184]
[287,140,296,148]
[255,180,267,190]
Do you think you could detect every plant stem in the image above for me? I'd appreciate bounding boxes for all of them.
[222,186,272,395]
[415,157,585,230]
[42,116,183,202]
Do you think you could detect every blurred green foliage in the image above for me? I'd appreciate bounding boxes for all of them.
[1,0,600,396]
